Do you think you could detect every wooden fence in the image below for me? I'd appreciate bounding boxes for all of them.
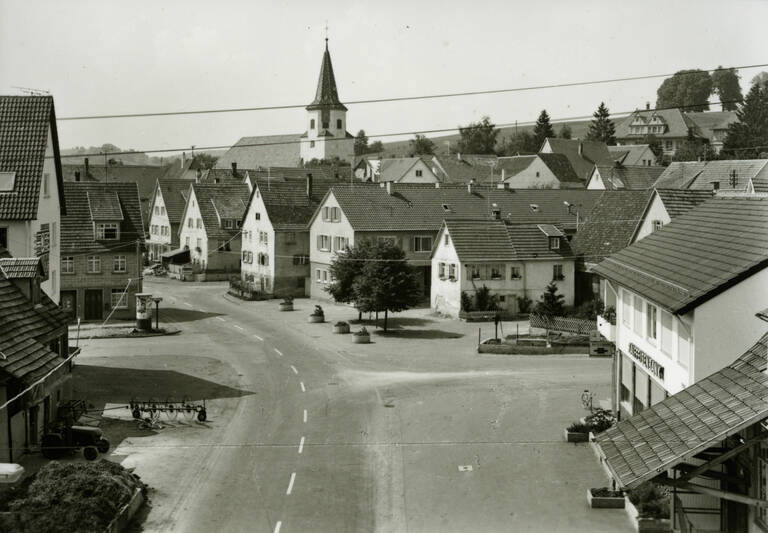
[529,314,596,335]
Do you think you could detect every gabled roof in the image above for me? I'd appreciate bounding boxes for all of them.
[608,144,652,165]
[596,332,768,489]
[686,110,738,138]
[0,257,43,279]
[61,182,145,253]
[615,108,700,139]
[244,166,335,183]
[429,155,496,183]
[498,154,581,184]
[594,165,665,190]
[542,138,614,182]
[255,176,341,230]
[155,179,192,224]
[652,161,708,189]
[570,190,654,264]
[0,95,65,220]
[377,158,427,182]
[592,196,768,313]
[190,182,250,239]
[496,156,535,177]
[306,42,347,111]
[686,159,768,193]
[507,224,573,259]
[215,134,303,170]
[654,189,714,218]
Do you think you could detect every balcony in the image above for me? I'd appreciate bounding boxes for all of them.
[596,314,616,343]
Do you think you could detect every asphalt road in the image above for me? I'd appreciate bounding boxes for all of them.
[76,278,633,533]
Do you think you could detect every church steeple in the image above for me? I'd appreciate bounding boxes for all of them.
[306,40,347,111]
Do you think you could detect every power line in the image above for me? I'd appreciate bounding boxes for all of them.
[55,63,768,121]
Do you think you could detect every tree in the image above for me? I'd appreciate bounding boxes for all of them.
[368,140,384,153]
[327,240,374,319]
[354,130,369,156]
[409,134,435,155]
[642,134,664,164]
[751,72,768,90]
[535,282,565,318]
[533,110,555,148]
[352,240,420,332]
[190,153,218,170]
[558,124,572,139]
[586,102,616,145]
[672,127,717,162]
[656,69,713,112]
[455,116,499,155]
[501,131,539,155]
[722,82,768,159]
[711,66,743,111]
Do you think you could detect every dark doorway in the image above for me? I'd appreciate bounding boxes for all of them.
[422,266,431,296]
[84,289,103,320]
[28,405,39,446]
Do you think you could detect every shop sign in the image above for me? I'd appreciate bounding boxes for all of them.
[629,343,665,380]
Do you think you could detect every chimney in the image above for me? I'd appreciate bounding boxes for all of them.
[84,157,90,176]
[491,203,500,220]
[467,179,475,194]
[231,162,237,176]
[386,181,392,195]
[578,142,583,156]
[646,102,650,111]
[306,173,313,198]
[74,170,81,182]
[181,152,186,168]
[712,181,720,192]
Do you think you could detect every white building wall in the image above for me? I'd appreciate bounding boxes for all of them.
[393,160,439,183]
[240,188,276,288]
[501,158,560,189]
[431,227,462,316]
[632,193,671,243]
[586,168,606,190]
[308,192,355,298]
[147,188,172,259]
[178,189,209,269]
[300,109,353,163]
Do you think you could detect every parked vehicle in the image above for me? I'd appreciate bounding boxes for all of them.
[41,425,110,461]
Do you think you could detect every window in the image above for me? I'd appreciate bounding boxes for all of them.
[161,206,166,215]
[0,227,7,248]
[61,256,74,274]
[259,254,269,266]
[155,206,160,215]
[255,212,260,220]
[490,265,502,279]
[43,173,50,197]
[322,121,329,129]
[438,262,446,280]
[333,236,349,251]
[317,234,331,251]
[661,310,674,356]
[84,255,101,274]
[316,269,322,282]
[111,288,127,309]
[331,207,340,222]
[552,264,564,281]
[197,219,203,229]
[310,119,315,129]
[336,118,342,129]
[285,232,296,244]
[415,169,423,177]
[310,141,315,148]
[646,303,658,343]
[549,237,560,250]
[664,140,673,150]
[510,266,521,280]
[377,236,396,246]
[468,264,481,280]
[188,218,193,228]
[224,219,234,229]
[444,233,450,245]
[293,254,309,265]
[622,290,632,326]
[412,236,432,252]
[113,255,127,273]
[185,236,190,247]
[633,294,644,335]
[448,264,456,280]
[196,238,202,250]
[652,220,663,232]
[322,270,328,283]
[96,223,118,240]
[322,207,330,221]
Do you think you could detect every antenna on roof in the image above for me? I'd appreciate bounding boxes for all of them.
[12,86,50,96]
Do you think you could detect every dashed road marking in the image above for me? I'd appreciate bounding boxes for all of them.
[298,436,305,454]
[303,409,307,423]
[216,317,226,322]
[300,382,305,392]
[184,302,193,307]
[286,472,296,495]
[234,325,244,330]
[290,365,298,375]
[274,521,282,533]
[274,348,283,357]
[253,334,264,341]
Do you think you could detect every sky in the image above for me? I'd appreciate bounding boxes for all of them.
[2,0,768,156]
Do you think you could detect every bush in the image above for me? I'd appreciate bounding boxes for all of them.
[354,327,369,336]
[602,306,616,325]
[334,321,348,327]
[311,305,324,317]
[628,482,670,519]
[516,295,533,314]
[584,408,615,434]
[571,298,604,320]
[566,422,590,433]
[591,487,624,498]
[281,296,294,305]
[474,285,497,312]
[461,291,473,312]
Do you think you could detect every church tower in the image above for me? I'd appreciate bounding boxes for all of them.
[300,39,354,164]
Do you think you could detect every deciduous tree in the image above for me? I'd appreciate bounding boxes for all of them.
[656,69,713,112]
[409,134,436,155]
[455,116,499,155]
[501,131,539,155]
[558,124,572,139]
[711,66,743,111]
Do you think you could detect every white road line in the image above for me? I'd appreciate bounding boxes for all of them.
[216,317,226,322]
[290,365,298,375]
[233,325,244,330]
[184,302,192,307]
[299,382,305,392]
[198,309,206,313]
[303,409,307,423]
[274,521,282,533]
[253,334,264,341]
[274,348,283,357]
[298,436,305,454]
[286,472,296,495]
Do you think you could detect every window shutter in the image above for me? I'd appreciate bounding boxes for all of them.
[317,235,321,250]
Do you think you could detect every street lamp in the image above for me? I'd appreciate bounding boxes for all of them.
[564,201,580,231]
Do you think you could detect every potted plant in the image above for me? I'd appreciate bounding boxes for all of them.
[626,482,671,532]
[352,326,370,344]
[333,321,350,334]
[587,487,625,509]
[584,408,615,436]
[307,305,325,323]
[564,421,590,443]
[279,296,294,312]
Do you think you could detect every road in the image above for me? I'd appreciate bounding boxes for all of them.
[74,278,633,533]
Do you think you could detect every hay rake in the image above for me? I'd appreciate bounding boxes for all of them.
[128,397,207,422]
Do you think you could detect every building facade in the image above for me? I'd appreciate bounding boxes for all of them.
[146,179,191,262]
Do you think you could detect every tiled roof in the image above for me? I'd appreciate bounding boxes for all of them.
[652,161,708,189]
[496,156,535,177]
[378,158,423,182]
[608,144,652,166]
[245,166,335,183]
[306,43,347,111]
[542,138,614,182]
[615,108,699,140]
[256,177,337,230]
[595,165,665,190]
[215,134,303,170]
[429,155,497,183]
[87,190,124,221]
[592,196,768,313]
[686,110,738,139]
[654,189,714,218]
[191,182,250,239]
[156,179,192,224]
[0,273,69,384]
[0,96,63,220]
[326,184,602,231]
[0,257,42,279]
[686,159,768,193]
[537,153,581,183]
[596,332,768,489]
[570,190,653,263]
[61,182,145,253]
[506,224,573,259]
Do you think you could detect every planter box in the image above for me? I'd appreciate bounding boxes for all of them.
[279,303,293,312]
[587,488,625,509]
[625,497,671,533]
[333,324,350,334]
[564,428,589,443]
[596,315,616,342]
[352,334,370,344]
[307,315,324,323]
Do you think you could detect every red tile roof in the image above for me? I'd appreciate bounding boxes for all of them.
[190,182,250,239]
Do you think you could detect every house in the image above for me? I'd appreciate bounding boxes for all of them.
[353,157,439,183]
[307,183,602,301]
[0,95,66,303]
[653,159,768,193]
[539,138,615,183]
[686,110,738,153]
[614,107,705,158]
[429,154,499,184]
[178,182,250,275]
[594,329,768,533]
[0,248,71,462]
[241,174,336,296]
[146,179,192,262]
[591,196,768,418]
[496,153,582,189]
[431,219,576,317]
[607,144,657,166]
[586,164,665,190]
[216,40,354,169]
[59,182,145,321]
[632,188,713,242]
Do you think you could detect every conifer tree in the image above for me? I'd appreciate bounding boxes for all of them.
[586,102,616,145]
[722,82,768,159]
[533,110,555,148]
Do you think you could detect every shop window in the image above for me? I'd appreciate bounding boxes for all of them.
[111,288,127,309]
[646,303,658,343]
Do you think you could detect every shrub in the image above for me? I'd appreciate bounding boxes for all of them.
[460,291,473,312]
[281,296,294,304]
[516,295,532,314]
[566,422,590,433]
[571,298,604,320]
[590,487,624,498]
[602,306,616,325]
[474,285,497,312]
[628,482,670,519]
[311,305,324,317]
[354,327,369,336]
[585,408,615,434]
[334,321,348,327]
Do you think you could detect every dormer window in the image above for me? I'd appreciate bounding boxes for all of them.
[0,172,15,191]
[224,219,234,229]
[96,222,119,240]
[336,119,342,129]
[549,237,560,250]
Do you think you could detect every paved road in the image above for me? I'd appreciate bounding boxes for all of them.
[77,278,633,533]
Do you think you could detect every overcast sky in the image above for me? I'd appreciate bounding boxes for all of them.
[2,0,768,155]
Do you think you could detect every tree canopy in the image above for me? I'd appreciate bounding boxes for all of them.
[656,69,713,112]
[500,131,539,156]
[586,102,616,145]
[558,124,572,140]
[410,134,436,155]
[455,116,499,155]
[711,66,743,111]
[354,130,369,156]
[191,152,219,170]
[752,72,768,90]
[672,128,717,162]
[722,82,768,159]
[532,110,554,148]
[534,281,565,318]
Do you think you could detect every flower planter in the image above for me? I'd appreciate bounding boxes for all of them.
[625,497,671,533]
[564,428,589,443]
[333,323,350,334]
[587,488,625,509]
[278,303,293,312]
[352,333,370,344]
[307,315,324,323]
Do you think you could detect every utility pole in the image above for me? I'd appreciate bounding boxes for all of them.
[730,169,738,189]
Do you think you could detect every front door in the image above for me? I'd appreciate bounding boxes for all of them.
[84,289,103,320]
[60,290,77,318]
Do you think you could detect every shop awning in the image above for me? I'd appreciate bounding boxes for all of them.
[595,332,768,490]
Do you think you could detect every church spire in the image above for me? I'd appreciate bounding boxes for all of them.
[306,38,347,111]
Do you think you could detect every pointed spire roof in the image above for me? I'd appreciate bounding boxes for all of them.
[306,40,347,111]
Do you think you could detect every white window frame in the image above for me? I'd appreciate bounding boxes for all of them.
[87,255,101,274]
[113,255,127,273]
[61,256,74,274]
[96,222,119,240]
[646,303,658,344]
[111,288,128,309]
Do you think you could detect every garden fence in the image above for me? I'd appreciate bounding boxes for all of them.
[529,314,597,335]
